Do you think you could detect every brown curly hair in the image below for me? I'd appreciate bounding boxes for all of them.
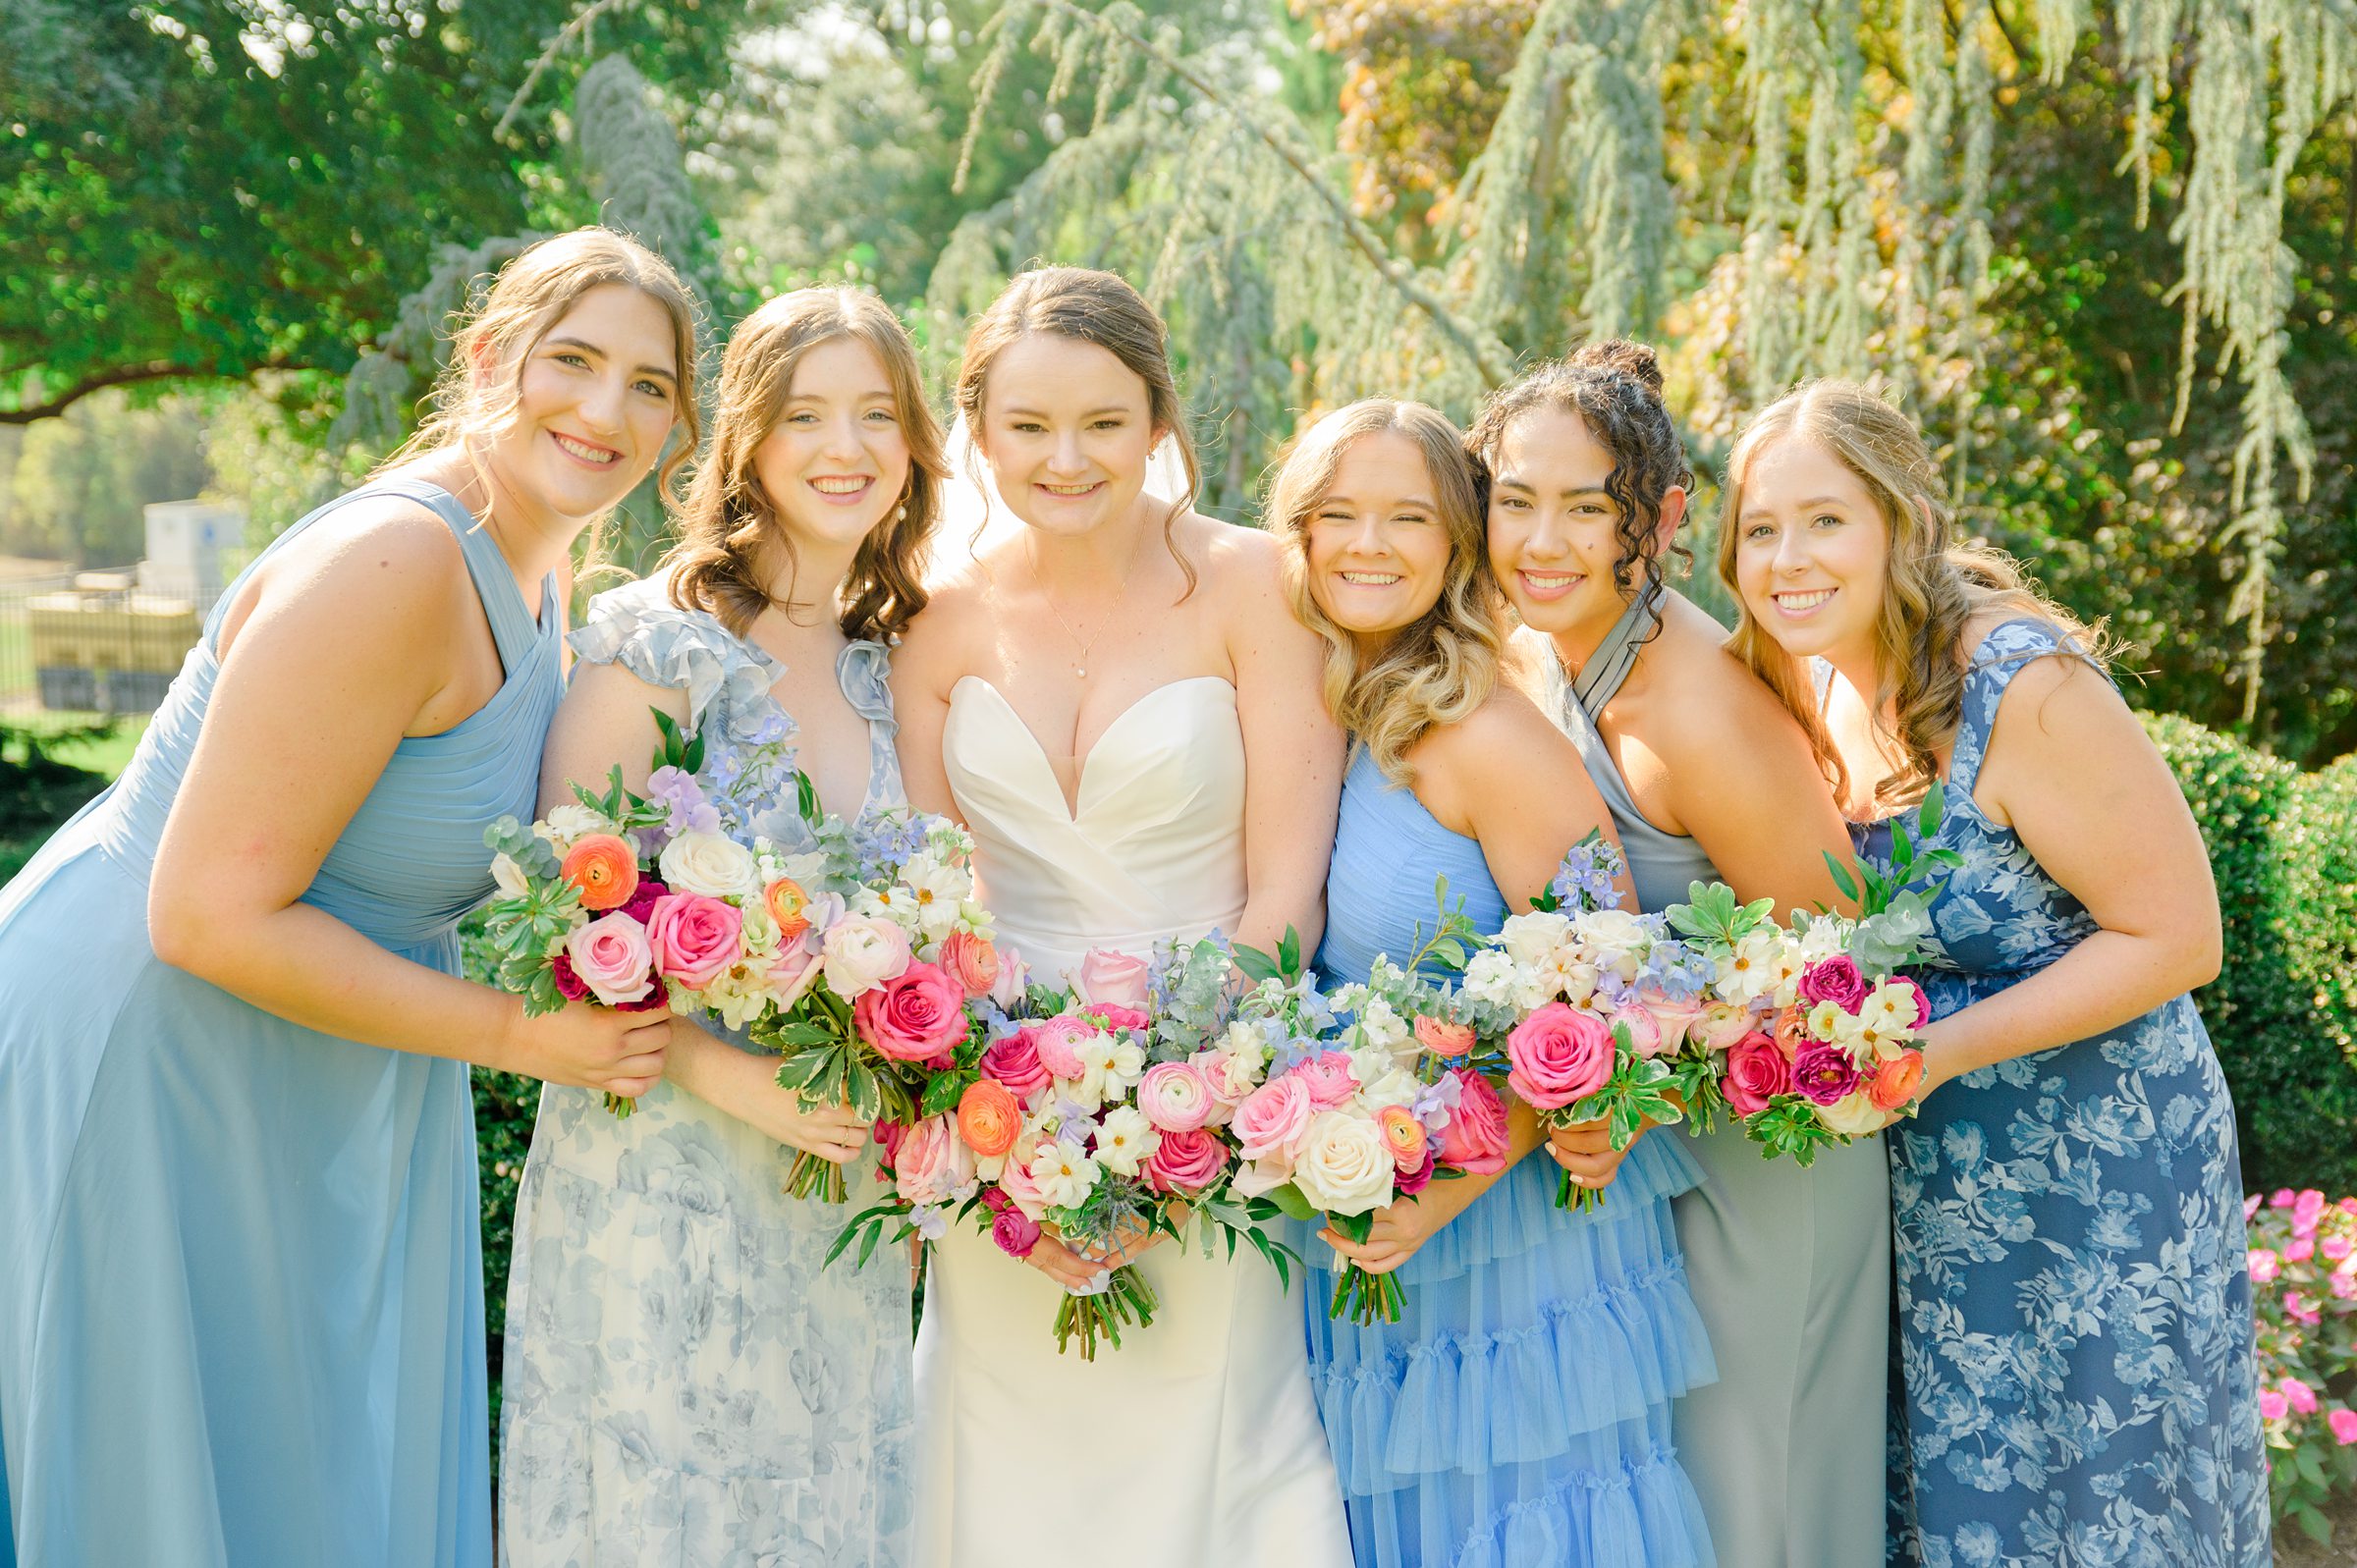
[1716,379,2110,811]
[661,287,946,642]
[1464,338,1694,616]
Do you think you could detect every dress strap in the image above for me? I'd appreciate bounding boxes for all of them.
[1567,586,1663,716]
[838,640,905,808]
[373,479,549,673]
[1947,617,2098,796]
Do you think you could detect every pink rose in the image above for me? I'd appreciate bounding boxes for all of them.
[990,1205,1042,1258]
[2260,1388,2289,1422]
[563,911,656,1006]
[1080,1001,1150,1033]
[1074,947,1151,1010]
[1393,1146,1437,1198]
[1796,955,1872,1013]
[979,1029,1052,1103]
[2248,1249,2280,1283]
[2287,1238,2317,1263]
[942,931,1002,998]
[996,1154,1051,1220]
[1723,1032,1794,1117]
[550,951,592,1002]
[1791,1039,1862,1108]
[1437,1069,1509,1174]
[645,892,743,990]
[1029,1015,1096,1079]
[1506,1002,1615,1110]
[2332,1409,2357,1446]
[1294,1052,1359,1110]
[853,961,970,1063]
[1413,1015,1475,1058]
[2286,1380,2321,1416]
[1624,993,1704,1057]
[988,947,1031,1009]
[1232,1075,1315,1164]
[1143,1127,1230,1193]
[894,1114,976,1207]
[1137,1061,1215,1132]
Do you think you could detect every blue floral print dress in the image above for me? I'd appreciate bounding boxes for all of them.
[497,576,915,1568]
[1856,618,2269,1568]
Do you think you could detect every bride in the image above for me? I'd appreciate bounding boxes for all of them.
[892,266,1349,1567]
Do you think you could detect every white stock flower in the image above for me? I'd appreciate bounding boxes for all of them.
[1355,998,1411,1054]
[659,830,761,899]
[1291,1111,1396,1216]
[1461,950,1517,1008]
[1094,1106,1162,1176]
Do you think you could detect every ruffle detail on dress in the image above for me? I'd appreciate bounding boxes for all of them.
[569,575,791,748]
[1444,1444,1716,1568]
[836,639,896,725]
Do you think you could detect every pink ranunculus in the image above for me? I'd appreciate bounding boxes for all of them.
[1506,1002,1615,1110]
[990,1206,1042,1258]
[1691,1000,1755,1052]
[1294,1052,1360,1110]
[1190,1050,1250,1113]
[1723,1031,1794,1117]
[1413,1015,1476,1058]
[1073,947,1152,1010]
[1796,954,1872,1013]
[1143,1127,1230,1193]
[1232,1075,1315,1164]
[2260,1388,2289,1422]
[895,1114,976,1207]
[563,911,657,1006]
[821,914,913,997]
[2332,1408,2357,1446]
[978,1029,1052,1104]
[1437,1068,1509,1174]
[2286,1379,2321,1416]
[941,930,1002,998]
[1791,1039,1863,1108]
[2249,1249,2281,1283]
[1895,977,1933,1029]
[644,892,744,991]
[1137,1061,1216,1133]
[853,961,970,1063]
[1634,993,1705,1055]
[1612,1005,1665,1060]
[1028,1014,1097,1080]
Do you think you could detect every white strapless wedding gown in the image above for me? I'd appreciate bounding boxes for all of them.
[911,675,1349,1568]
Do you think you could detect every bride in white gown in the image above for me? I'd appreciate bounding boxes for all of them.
[892,266,1349,1568]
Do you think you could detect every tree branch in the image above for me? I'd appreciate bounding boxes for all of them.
[1018,0,1515,388]
[1,356,330,425]
[495,0,637,141]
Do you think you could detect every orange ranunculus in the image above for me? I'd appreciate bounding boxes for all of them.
[956,1078,1022,1159]
[1376,1105,1429,1172]
[561,834,639,911]
[1412,1014,1475,1058]
[765,877,811,943]
[1868,1049,1928,1112]
[1771,1004,1810,1061]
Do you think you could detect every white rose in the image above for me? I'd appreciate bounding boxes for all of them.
[1093,1106,1162,1177]
[1499,911,1573,967]
[489,852,530,899]
[659,830,760,898]
[1816,1090,1889,1137]
[1291,1110,1397,1217]
[1574,907,1651,954]
[540,803,609,845]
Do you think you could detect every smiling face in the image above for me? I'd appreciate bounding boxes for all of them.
[750,335,913,555]
[1485,406,1641,640]
[479,282,682,525]
[1730,435,1892,665]
[1301,430,1453,651]
[973,333,1164,538]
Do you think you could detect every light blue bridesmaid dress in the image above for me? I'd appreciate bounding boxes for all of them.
[0,477,546,1567]
[1302,744,1717,1568]
[1541,592,1890,1568]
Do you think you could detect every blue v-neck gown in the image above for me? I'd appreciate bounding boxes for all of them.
[0,477,552,1567]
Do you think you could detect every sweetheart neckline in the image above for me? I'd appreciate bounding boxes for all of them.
[948,674,1236,820]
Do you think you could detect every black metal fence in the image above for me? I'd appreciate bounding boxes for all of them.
[0,570,221,733]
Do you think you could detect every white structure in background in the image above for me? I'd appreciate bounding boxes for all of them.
[19,501,245,716]
[138,501,240,606]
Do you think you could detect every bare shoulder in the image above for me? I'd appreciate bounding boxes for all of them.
[233,493,471,646]
[1193,514,1287,598]
[1421,682,1574,772]
[896,568,992,679]
[1643,628,1813,761]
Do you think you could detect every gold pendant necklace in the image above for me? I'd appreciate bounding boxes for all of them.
[1031,531,1143,679]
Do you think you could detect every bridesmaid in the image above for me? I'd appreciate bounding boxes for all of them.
[1465,342,1888,1565]
[0,229,692,1568]
[1276,398,1717,1568]
[1720,380,2269,1565]
[497,288,942,1565]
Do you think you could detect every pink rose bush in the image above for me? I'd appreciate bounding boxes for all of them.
[479,721,993,1201]
[2246,1187,2357,1537]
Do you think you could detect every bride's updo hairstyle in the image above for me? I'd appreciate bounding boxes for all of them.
[663,287,947,642]
[1718,379,2109,810]
[1464,337,1694,607]
[953,265,1204,593]
[376,226,703,517]
[1269,399,1507,784]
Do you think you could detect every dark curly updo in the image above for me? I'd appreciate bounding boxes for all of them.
[1464,339,1694,611]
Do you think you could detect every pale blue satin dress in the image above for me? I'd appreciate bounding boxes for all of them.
[1302,744,1717,1568]
[1541,592,1890,1568]
[0,477,547,1567]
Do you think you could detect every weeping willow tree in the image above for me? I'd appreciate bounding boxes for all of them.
[937,0,2352,733]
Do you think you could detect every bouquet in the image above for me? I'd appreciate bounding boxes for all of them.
[1459,836,1723,1211]
[832,935,1312,1359]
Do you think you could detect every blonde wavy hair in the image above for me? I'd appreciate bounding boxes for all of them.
[1717,379,2110,810]
[375,227,702,522]
[660,288,947,642]
[1271,399,1507,784]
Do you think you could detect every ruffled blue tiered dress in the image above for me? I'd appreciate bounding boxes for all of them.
[1301,747,1718,1568]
